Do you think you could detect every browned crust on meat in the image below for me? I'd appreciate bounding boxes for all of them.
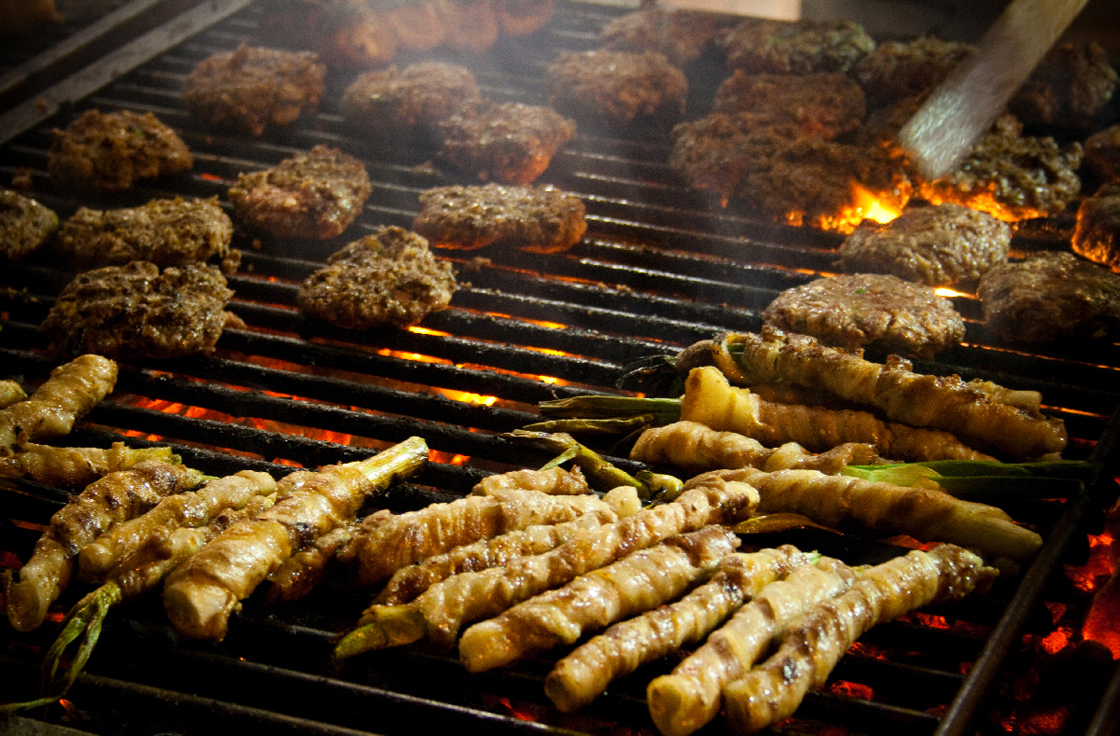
[1073,182,1120,271]
[599,7,726,66]
[340,62,480,141]
[851,37,973,109]
[1009,42,1119,131]
[439,101,576,184]
[712,71,865,140]
[721,17,874,74]
[0,189,57,262]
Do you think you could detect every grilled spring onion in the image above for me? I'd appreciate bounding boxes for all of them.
[840,459,1093,499]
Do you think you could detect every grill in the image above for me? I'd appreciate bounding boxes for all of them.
[2,1,1120,735]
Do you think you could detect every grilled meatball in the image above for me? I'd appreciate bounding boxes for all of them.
[1084,124,1120,182]
[1009,42,1118,131]
[42,262,236,359]
[1073,182,1120,272]
[979,251,1120,343]
[47,109,192,192]
[439,101,576,185]
[918,114,1083,222]
[298,226,457,329]
[227,145,371,240]
[721,17,874,74]
[712,71,865,140]
[762,273,965,359]
[837,204,1011,287]
[544,50,687,131]
[181,43,326,137]
[56,197,236,272]
[340,62,481,143]
[413,183,586,252]
[851,37,973,109]
[599,7,726,66]
[0,190,57,262]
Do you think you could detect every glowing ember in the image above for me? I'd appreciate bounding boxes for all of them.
[918,187,1046,223]
[812,182,906,233]
[1037,627,1074,656]
[827,680,874,700]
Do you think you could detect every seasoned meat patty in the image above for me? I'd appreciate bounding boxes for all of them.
[56,197,236,272]
[1073,182,1120,271]
[0,190,57,262]
[340,62,481,143]
[47,109,192,192]
[851,37,973,108]
[41,261,236,359]
[1009,42,1118,131]
[720,17,875,74]
[1084,123,1120,182]
[599,7,726,66]
[298,226,457,329]
[712,71,865,140]
[493,0,556,36]
[837,203,1011,286]
[439,101,576,185]
[979,251,1120,342]
[413,183,586,252]
[918,114,1083,222]
[181,43,326,137]
[227,145,371,240]
[762,273,965,358]
[543,49,687,130]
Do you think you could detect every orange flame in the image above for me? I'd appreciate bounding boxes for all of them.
[812,182,905,234]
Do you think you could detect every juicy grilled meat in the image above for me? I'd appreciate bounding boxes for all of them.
[763,273,965,358]
[851,37,973,108]
[599,7,727,66]
[0,189,57,262]
[543,49,687,130]
[47,109,192,192]
[41,261,237,359]
[227,145,371,240]
[438,100,576,185]
[979,250,1120,343]
[720,17,875,74]
[297,225,457,329]
[1074,182,1120,271]
[1085,123,1120,181]
[712,71,866,141]
[837,203,1011,287]
[56,197,236,272]
[181,43,326,137]
[340,62,481,143]
[1009,42,1118,131]
[412,182,586,252]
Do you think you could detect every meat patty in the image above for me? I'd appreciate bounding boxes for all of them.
[439,101,576,185]
[56,197,236,272]
[544,50,687,130]
[340,62,481,143]
[227,145,371,240]
[298,226,457,329]
[47,109,192,192]
[1073,182,1120,271]
[979,251,1120,343]
[762,273,965,359]
[850,37,973,109]
[413,182,586,252]
[1009,42,1118,131]
[837,203,1011,286]
[720,17,875,74]
[918,114,1083,222]
[41,261,236,359]
[599,7,726,66]
[0,190,57,263]
[712,71,865,140]
[181,43,326,137]
[1084,123,1120,182]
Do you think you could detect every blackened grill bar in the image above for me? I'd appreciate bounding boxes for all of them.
[2,0,1120,735]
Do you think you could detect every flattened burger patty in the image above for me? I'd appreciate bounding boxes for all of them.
[1009,42,1118,131]
[340,61,481,142]
[850,37,973,108]
[0,190,58,262]
[837,203,1011,286]
[412,182,586,252]
[439,101,576,185]
[543,49,687,130]
[1085,124,1120,182]
[227,145,371,240]
[181,43,326,137]
[979,251,1120,342]
[712,70,865,140]
[1073,182,1120,271]
[762,273,965,358]
[41,261,236,359]
[298,226,457,329]
[48,109,192,192]
[721,17,875,74]
[599,7,726,66]
[56,197,235,271]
